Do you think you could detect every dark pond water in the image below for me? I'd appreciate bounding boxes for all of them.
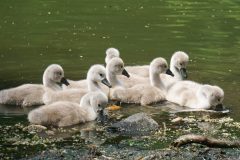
[0,0,240,158]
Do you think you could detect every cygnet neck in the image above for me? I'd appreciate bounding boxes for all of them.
[79,94,98,121]
[106,69,121,87]
[170,59,183,81]
[149,68,165,92]
[87,77,101,92]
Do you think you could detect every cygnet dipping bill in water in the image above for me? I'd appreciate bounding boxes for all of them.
[28,91,108,127]
[43,64,111,104]
[110,57,174,105]
[166,81,224,110]
[0,64,69,107]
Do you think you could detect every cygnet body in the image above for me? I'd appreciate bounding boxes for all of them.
[28,91,108,127]
[166,81,224,109]
[110,58,174,105]
[0,64,69,107]
[43,64,111,104]
[117,73,149,88]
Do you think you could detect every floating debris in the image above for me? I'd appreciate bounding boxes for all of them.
[172,134,240,148]
[107,105,121,111]
[171,117,183,123]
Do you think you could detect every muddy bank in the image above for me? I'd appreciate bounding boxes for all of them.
[1,107,240,159]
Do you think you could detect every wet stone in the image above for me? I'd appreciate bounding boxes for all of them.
[109,112,159,136]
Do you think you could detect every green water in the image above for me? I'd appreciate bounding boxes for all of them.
[1,0,239,117]
[0,0,240,158]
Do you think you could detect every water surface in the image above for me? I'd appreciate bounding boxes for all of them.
[1,0,239,119]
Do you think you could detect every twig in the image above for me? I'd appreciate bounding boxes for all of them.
[172,134,240,148]
[162,122,167,136]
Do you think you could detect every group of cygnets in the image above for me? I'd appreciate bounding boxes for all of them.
[0,48,224,127]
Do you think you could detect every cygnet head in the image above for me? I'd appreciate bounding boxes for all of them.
[107,57,130,78]
[201,85,224,110]
[90,92,108,113]
[43,64,69,87]
[80,91,108,114]
[87,64,112,88]
[150,57,174,76]
[105,48,120,64]
[171,51,189,79]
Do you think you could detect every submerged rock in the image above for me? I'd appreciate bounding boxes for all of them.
[109,112,159,136]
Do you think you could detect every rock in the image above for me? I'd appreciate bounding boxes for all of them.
[109,112,159,136]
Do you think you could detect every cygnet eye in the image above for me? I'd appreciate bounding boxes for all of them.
[164,65,167,68]
[120,65,123,68]
[218,98,220,102]
[99,73,103,77]
[180,63,183,66]
[98,104,101,107]
[56,72,62,76]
